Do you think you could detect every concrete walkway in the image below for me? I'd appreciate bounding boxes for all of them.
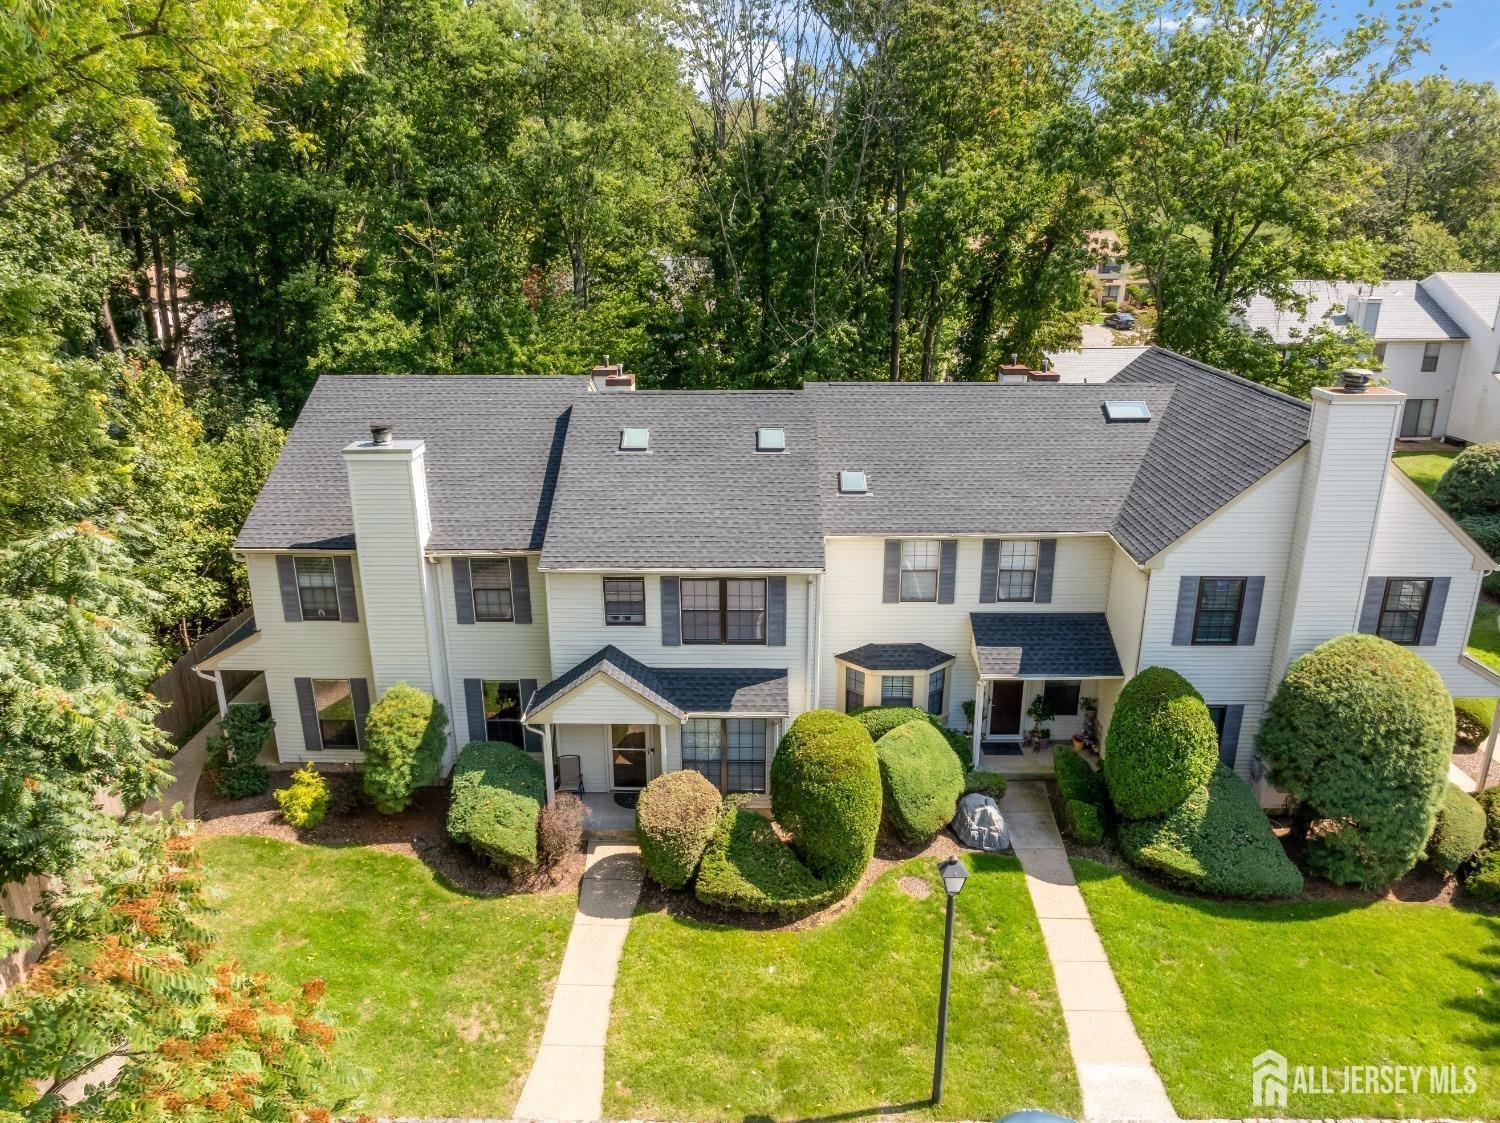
[514,842,644,1122]
[1001,781,1178,1122]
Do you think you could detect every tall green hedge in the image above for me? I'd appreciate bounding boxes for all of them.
[635,770,721,889]
[694,806,835,916]
[1434,442,1500,520]
[362,682,448,814]
[1259,634,1452,888]
[1103,667,1218,820]
[446,741,544,872]
[851,705,942,741]
[770,710,881,894]
[875,719,964,843]
[1428,783,1486,873]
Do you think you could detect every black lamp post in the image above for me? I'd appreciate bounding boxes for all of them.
[932,855,969,1105]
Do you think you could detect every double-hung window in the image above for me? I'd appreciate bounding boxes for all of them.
[1191,578,1245,645]
[900,540,941,602]
[470,559,514,622]
[926,667,946,716]
[844,667,865,713]
[483,680,524,744]
[882,675,914,706]
[603,577,646,625]
[1377,578,1432,645]
[313,679,358,748]
[998,541,1039,601]
[682,718,768,793]
[295,558,340,621]
[681,578,766,644]
[1422,342,1441,372]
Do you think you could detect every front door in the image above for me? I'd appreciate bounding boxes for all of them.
[610,724,651,790]
[987,681,1024,739]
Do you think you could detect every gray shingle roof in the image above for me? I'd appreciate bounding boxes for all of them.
[969,613,1124,678]
[522,645,788,719]
[835,643,955,671]
[1240,280,1467,343]
[236,375,589,552]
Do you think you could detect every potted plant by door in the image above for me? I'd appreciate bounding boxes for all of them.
[1079,696,1098,751]
[1025,694,1056,751]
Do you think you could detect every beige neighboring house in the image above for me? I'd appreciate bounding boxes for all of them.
[196,350,1499,823]
[1085,230,1148,308]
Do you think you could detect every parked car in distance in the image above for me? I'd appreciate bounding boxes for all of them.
[1103,311,1136,330]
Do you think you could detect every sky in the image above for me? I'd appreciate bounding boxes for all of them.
[1336,0,1500,83]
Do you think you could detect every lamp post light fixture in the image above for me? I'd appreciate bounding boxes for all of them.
[932,855,969,1105]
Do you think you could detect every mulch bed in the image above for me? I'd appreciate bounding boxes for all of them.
[194,771,584,897]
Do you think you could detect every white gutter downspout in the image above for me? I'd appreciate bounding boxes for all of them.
[805,574,821,713]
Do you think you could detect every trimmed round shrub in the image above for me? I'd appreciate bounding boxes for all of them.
[851,706,942,741]
[964,771,1008,800]
[1055,744,1108,806]
[1479,787,1500,848]
[1103,667,1218,820]
[694,807,835,916]
[1428,784,1486,873]
[1466,851,1500,902]
[1259,634,1453,888]
[635,770,722,889]
[875,720,965,843]
[1119,766,1303,898]
[941,727,972,772]
[1063,799,1105,846]
[274,765,331,830]
[446,741,544,873]
[1455,697,1494,745]
[1434,442,1500,520]
[1457,516,1500,596]
[770,710,881,893]
[363,682,449,814]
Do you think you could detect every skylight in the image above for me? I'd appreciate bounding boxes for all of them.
[619,427,650,451]
[756,427,786,452]
[838,469,868,494]
[1102,400,1151,423]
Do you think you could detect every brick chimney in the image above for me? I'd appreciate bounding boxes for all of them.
[592,356,635,392]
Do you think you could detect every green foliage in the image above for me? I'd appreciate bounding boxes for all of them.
[1101,299,1118,313]
[275,765,332,830]
[1454,696,1493,744]
[693,807,836,917]
[1455,515,1500,596]
[1466,851,1500,902]
[770,711,881,895]
[850,706,942,741]
[1103,667,1218,820]
[941,726,973,772]
[875,720,965,843]
[1479,787,1500,848]
[1054,744,1108,806]
[635,770,722,890]
[214,759,270,800]
[538,791,585,869]
[446,742,544,873]
[362,683,448,815]
[1427,784,1486,874]
[1436,444,1500,521]
[964,771,1008,800]
[1259,634,1453,888]
[1063,799,1105,846]
[1119,766,1303,899]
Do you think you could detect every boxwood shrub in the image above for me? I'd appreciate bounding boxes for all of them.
[1118,765,1303,898]
[770,710,881,894]
[1428,783,1487,873]
[1434,442,1500,520]
[1103,667,1218,820]
[1063,799,1105,846]
[1466,851,1500,902]
[635,770,722,889]
[1054,744,1107,806]
[363,682,449,814]
[875,720,965,843]
[446,741,545,873]
[1480,787,1500,847]
[1455,696,1495,744]
[851,705,942,741]
[694,806,836,916]
[964,771,1007,799]
[1457,516,1500,595]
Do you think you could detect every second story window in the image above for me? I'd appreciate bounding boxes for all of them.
[1377,578,1432,645]
[998,540,1039,601]
[900,539,941,602]
[470,558,514,622]
[295,557,340,621]
[1192,578,1246,645]
[681,578,766,645]
[604,577,646,625]
[1422,342,1441,372]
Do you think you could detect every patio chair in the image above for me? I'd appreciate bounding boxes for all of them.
[555,754,584,795]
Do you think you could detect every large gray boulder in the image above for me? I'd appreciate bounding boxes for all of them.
[954,792,1008,851]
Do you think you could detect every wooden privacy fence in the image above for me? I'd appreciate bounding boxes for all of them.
[149,608,256,741]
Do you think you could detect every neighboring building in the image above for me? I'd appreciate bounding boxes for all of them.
[199,349,1499,813]
[1048,346,1151,384]
[1239,274,1500,444]
[1084,230,1147,309]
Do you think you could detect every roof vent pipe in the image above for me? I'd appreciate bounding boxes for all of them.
[1340,368,1372,394]
[370,424,394,444]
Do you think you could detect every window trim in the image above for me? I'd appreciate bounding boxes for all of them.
[679,577,768,646]
[312,677,358,749]
[681,717,769,794]
[881,674,915,707]
[1190,577,1246,646]
[898,538,942,603]
[926,667,946,717]
[469,557,515,623]
[1376,577,1432,646]
[997,539,1040,602]
[603,576,647,626]
[294,556,341,622]
[1421,342,1441,372]
[844,667,865,714]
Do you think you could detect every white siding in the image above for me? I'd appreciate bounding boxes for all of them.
[1380,341,1460,439]
[819,535,1115,728]
[552,720,680,794]
[1104,544,1148,679]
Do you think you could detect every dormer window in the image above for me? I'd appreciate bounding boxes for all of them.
[1103,400,1151,423]
[620,427,649,451]
[838,470,868,494]
[756,427,786,452]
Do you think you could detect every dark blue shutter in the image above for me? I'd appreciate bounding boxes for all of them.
[464,679,486,742]
[979,540,1000,604]
[1236,576,1264,646]
[510,557,533,624]
[1358,577,1387,635]
[1419,577,1450,646]
[1219,705,1243,768]
[1034,540,1057,604]
[1172,576,1199,645]
[661,577,680,646]
[882,540,901,603]
[938,540,957,604]
[519,679,541,752]
[294,677,321,751]
[333,556,359,622]
[453,559,475,625]
[277,556,302,622]
[767,576,787,646]
[350,679,371,751]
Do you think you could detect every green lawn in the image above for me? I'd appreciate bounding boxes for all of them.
[604,855,1080,1122]
[1075,859,1499,1119]
[1469,596,1500,674]
[199,835,574,1117]
[1393,449,1458,496]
